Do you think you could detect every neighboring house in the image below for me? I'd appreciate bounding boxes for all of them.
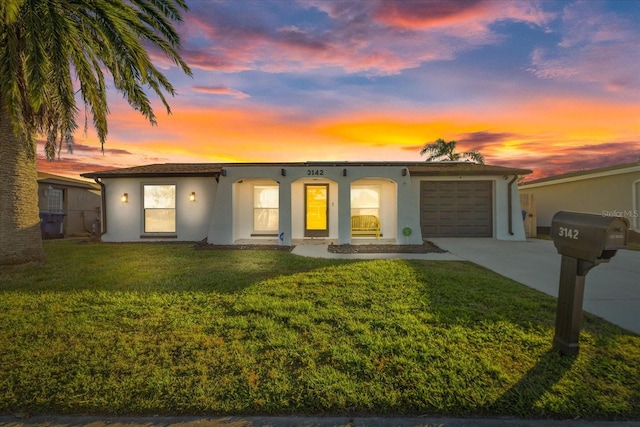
[519,159,640,235]
[80,161,532,245]
[38,172,102,238]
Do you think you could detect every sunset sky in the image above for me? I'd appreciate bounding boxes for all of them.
[37,0,640,181]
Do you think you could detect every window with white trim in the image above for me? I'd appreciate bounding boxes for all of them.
[47,187,64,213]
[143,184,176,233]
[351,185,380,218]
[253,185,279,232]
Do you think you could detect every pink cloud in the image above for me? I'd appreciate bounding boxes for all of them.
[367,0,552,29]
[178,0,554,76]
[192,85,250,99]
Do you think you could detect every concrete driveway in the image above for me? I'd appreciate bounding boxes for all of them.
[429,238,640,335]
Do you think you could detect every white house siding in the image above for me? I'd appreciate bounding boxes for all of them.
[520,166,640,232]
[233,178,282,241]
[86,162,530,245]
[208,165,419,245]
[100,176,217,242]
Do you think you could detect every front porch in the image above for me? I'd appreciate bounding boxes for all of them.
[209,164,410,246]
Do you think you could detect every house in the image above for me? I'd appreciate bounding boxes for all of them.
[519,159,640,237]
[38,172,102,238]
[80,161,532,245]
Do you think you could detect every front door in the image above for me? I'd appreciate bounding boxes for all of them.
[305,184,329,237]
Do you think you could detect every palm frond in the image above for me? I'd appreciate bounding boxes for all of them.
[0,0,24,24]
[1,0,191,157]
[420,138,485,163]
[462,151,485,164]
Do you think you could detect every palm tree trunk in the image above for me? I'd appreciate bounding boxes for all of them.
[0,100,46,265]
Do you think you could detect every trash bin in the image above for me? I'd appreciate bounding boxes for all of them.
[39,212,66,239]
[92,218,101,236]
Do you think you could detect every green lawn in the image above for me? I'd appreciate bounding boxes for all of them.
[1,240,638,419]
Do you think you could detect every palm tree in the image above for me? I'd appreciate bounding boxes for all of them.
[0,0,191,265]
[420,138,485,164]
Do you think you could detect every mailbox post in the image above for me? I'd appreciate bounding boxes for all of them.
[551,211,628,356]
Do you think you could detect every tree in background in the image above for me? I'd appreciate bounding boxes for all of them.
[0,0,191,265]
[420,138,485,164]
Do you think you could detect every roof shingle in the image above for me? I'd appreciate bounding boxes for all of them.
[81,161,531,179]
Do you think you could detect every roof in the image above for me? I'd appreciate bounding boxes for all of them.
[80,163,223,178]
[405,162,531,176]
[81,161,531,179]
[520,159,640,188]
[38,172,100,190]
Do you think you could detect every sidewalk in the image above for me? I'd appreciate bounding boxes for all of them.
[2,415,639,427]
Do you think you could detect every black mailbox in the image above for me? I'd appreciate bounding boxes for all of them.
[551,211,628,264]
[550,211,628,357]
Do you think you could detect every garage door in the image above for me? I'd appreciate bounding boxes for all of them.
[420,181,493,237]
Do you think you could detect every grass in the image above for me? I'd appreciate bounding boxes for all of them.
[0,240,638,419]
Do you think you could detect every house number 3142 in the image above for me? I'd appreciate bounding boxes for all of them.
[558,227,579,240]
[307,169,324,176]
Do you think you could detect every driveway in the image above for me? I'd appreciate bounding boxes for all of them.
[429,238,640,335]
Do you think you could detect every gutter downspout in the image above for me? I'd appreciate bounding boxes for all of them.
[507,175,517,236]
[94,178,107,236]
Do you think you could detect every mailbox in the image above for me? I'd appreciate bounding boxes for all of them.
[551,211,628,264]
[550,211,628,357]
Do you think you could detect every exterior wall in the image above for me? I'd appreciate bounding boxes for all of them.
[208,165,419,245]
[410,175,527,241]
[100,176,217,242]
[520,171,640,231]
[99,165,529,244]
[233,178,281,241]
[37,182,101,236]
[497,176,528,240]
[64,187,101,236]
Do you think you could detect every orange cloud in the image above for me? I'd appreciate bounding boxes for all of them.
[38,88,639,182]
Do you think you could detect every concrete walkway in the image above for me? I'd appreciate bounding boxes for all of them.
[292,239,640,335]
[2,415,639,427]
[291,244,462,261]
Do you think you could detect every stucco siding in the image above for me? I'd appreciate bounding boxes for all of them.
[93,163,530,244]
[101,176,216,242]
[208,165,415,244]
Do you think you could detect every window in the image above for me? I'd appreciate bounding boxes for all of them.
[254,185,279,232]
[144,184,176,233]
[351,185,380,218]
[46,187,64,213]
